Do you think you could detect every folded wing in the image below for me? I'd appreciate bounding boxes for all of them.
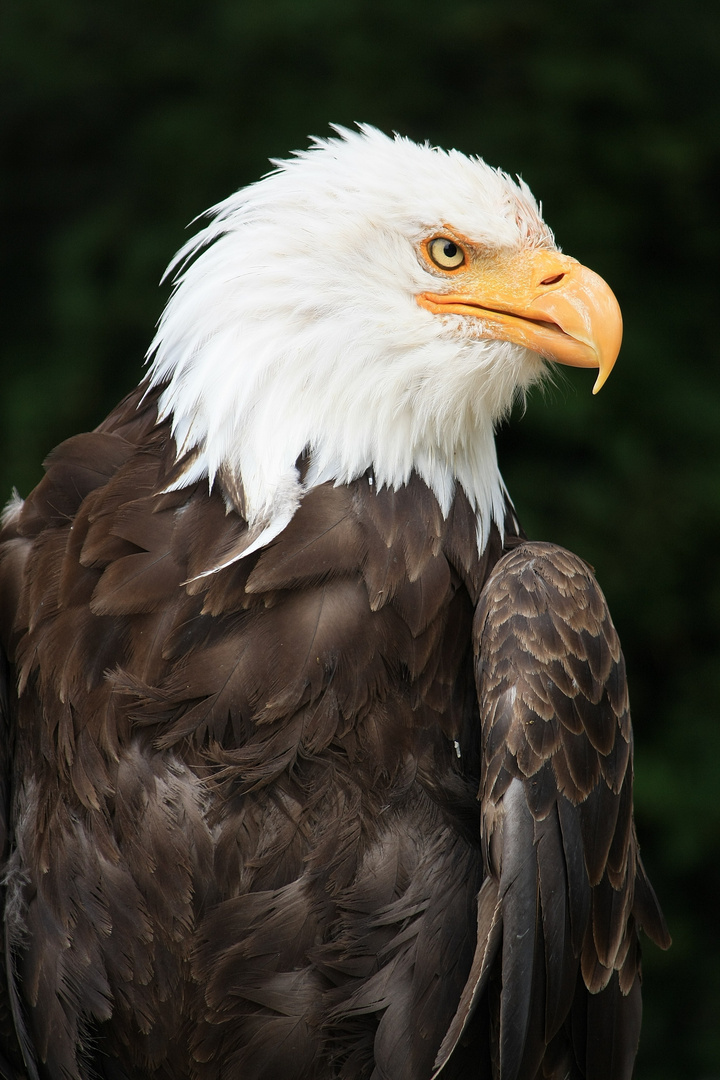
[435,541,670,1080]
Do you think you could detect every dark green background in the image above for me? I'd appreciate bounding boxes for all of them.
[2,1,718,1075]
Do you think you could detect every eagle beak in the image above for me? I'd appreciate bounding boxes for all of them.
[417,249,623,394]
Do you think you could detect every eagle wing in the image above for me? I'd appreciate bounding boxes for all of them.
[435,541,670,1080]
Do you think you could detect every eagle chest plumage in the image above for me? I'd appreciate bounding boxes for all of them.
[0,384,507,1078]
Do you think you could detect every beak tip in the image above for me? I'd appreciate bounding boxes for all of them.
[591,359,615,395]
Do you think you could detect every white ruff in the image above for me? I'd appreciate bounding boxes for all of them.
[147,126,553,571]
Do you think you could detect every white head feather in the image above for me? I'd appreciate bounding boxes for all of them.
[146,125,554,566]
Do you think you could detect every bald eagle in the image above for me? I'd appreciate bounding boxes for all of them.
[0,126,669,1080]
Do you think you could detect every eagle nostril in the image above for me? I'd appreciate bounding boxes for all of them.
[540,273,565,286]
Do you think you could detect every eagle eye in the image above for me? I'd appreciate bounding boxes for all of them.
[427,237,466,271]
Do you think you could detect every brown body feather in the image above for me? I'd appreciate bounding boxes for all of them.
[0,385,668,1080]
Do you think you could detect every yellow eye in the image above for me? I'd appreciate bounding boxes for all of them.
[427,237,466,271]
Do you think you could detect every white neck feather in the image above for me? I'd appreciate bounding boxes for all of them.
[145,128,548,571]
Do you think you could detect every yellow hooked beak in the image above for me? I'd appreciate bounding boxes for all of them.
[417,244,622,394]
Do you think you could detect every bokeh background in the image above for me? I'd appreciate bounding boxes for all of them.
[2,0,718,1075]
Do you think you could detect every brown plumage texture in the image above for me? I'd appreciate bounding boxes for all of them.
[0,383,669,1080]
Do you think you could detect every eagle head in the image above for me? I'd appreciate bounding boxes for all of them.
[146,125,622,565]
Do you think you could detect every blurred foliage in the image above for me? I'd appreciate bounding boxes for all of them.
[1,0,719,1075]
